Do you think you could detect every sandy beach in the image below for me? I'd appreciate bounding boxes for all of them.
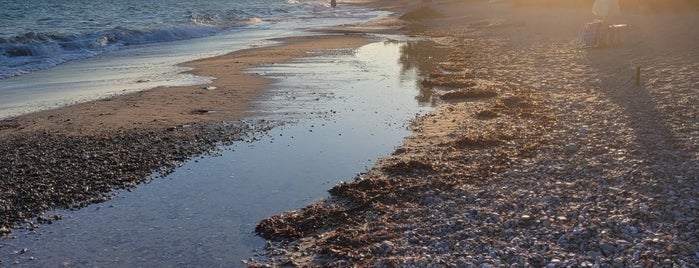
[1,0,697,266]
[0,35,370,137]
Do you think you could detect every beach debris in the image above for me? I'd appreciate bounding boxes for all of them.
[502,95,529,108]
[190,109,216,115]
[0,119,20,130]
[203,86,217,90]
[421,78,477,89]
[381,159,434,176]
[475,109,499,119]
[255,204,342,240]
[636,66,641,86]
[439,88,497,100]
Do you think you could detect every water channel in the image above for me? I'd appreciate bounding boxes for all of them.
[0,37,441,267]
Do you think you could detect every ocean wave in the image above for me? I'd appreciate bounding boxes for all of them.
[1,19,259,55]
[0,0,379,80]
[0,22,239,79]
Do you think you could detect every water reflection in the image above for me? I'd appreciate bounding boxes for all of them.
[397,40,452,105]
[0,38,435,267]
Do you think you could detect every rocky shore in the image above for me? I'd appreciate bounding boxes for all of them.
[1,0,696,266]
[0,120,275,235]
[253,0,698,266]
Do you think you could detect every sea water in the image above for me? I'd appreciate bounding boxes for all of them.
[0,0,388,118]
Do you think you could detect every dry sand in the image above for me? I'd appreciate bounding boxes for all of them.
[253,0,698,266]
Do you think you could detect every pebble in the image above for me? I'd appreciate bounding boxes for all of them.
[600,243,616,256]
[627,226,638,235]
[564,143,579,154]
[377,241,395,255]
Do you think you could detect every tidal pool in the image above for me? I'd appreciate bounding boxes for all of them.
[0,37,442,267]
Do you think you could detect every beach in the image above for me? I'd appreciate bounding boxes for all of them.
[1,1,422,264]
[1,0,698,266]
[0,35,370,136]
[0,33,374,220]
[253,0,699,266]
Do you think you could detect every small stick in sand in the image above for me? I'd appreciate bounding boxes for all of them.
[636,66,641,86]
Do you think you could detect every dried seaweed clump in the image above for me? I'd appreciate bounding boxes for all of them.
[440,88,497,100]
[0,119,20,130]
[497,95,534,109]
[319,223,400,260]
[476,109,500,119]
[421,78,477,89]
[256,203,337,240]
[381,159,434,176]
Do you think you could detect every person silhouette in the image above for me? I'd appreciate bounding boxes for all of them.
[331,0,337,7]
[592,0,622,46]
[592,0,620,22]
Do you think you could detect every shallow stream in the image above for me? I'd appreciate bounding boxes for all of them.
[0,37,440,267]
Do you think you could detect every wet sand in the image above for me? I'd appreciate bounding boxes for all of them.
[253,0,699,266]
[0,35,369,137]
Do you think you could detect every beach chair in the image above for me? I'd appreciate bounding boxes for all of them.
[604,24,628,47]
[577,21,603,48]
[577,21,628,48]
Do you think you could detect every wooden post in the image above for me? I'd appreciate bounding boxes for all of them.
[636,66,641,86]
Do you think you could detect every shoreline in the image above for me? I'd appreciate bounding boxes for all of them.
[0,20,396,232]
[0,34,371,138]
[1,0,696,266]
[253,0,698,266]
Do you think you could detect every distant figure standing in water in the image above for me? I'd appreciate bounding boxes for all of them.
[331,0,337,7]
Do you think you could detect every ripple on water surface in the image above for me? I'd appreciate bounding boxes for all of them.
[0,38,446,267]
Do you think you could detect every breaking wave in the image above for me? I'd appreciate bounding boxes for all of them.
[0,10,263,79]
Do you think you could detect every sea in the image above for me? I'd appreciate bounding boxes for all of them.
[0,0,388,118]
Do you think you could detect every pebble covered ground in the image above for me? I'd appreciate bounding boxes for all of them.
[0,120,274,236]
[253,1,698,266]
